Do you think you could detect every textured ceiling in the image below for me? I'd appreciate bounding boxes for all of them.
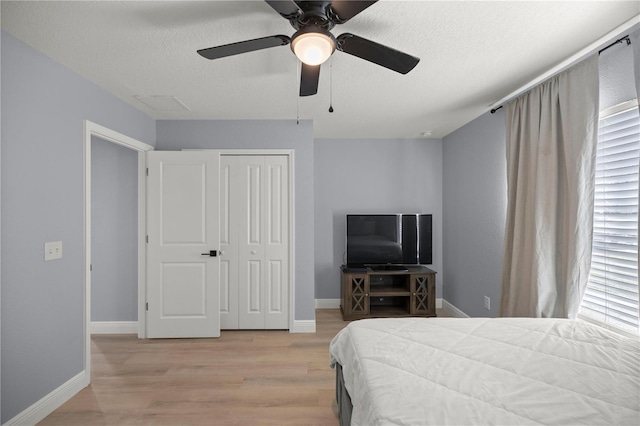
[2,1,639,138]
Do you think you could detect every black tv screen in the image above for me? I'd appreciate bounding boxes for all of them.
[346,214,432,267]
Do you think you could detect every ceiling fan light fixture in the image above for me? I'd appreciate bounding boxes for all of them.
[291,29,336,66]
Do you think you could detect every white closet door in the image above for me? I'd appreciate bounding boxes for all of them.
[238,157,265,329]
[146,151,221,338]
[219,157,240,329]
[221,155,289,329]
[263,155,289,329]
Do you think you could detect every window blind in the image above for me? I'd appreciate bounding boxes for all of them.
[581,104,640,335]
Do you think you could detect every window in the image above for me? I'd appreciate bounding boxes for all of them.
[580,100,640,335]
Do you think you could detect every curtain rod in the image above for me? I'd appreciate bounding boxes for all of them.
[598,35,631,55]
[488,15,639,114]
[490,34,632,114]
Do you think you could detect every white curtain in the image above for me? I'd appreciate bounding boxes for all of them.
[500,55,600,318]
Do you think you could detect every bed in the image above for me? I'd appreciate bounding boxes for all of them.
[329,317,640,426]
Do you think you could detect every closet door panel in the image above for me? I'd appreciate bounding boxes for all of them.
[265,156,289,329]
[219,158,239,329]
[238,157,266,329]
[221,154,290,330]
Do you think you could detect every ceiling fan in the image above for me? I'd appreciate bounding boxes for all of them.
[197,0,420,96]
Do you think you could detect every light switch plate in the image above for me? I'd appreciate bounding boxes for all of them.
[45,241,63,261]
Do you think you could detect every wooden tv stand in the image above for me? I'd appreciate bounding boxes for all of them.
[340,265,437,321]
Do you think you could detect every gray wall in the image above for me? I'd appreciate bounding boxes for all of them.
[91,137,139,321]
[314,138,443,300]
[1,32,155,423]
[155,120,315,321]
[442,111,507,317]
[441,36,638,318]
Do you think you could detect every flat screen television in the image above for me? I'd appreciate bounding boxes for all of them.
[346,214,432,268]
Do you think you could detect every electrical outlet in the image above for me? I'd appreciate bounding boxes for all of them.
[44,241,63,261]
[484,295,491,310]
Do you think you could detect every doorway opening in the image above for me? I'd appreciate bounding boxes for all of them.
[83,121,153,378]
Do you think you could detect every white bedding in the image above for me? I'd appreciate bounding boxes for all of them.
[329,317,640,426]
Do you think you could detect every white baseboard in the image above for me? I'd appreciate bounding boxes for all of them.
[91,321,138,334]
[315,298,341,309]
[442,299,470,318]
[436,298,443,309]
[290,320,316,333]
[4,370,89,426]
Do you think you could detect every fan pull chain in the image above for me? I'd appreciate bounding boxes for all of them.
[296,60,300,125]
[329,57,334,113]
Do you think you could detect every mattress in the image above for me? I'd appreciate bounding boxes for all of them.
[329,317,640,426]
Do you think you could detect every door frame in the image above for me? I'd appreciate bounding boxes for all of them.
[83,120,153,376]
[169,149,296,332]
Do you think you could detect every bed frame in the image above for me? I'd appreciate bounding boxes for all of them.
[335,363,352,426]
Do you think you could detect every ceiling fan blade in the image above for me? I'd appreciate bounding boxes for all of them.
[264,0,302,19]
[300,63,320,96]
[330,1,378,22]
[336,33,419,74]
[197,35,290,60]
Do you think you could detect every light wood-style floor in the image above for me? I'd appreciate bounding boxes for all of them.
[39,309,346,425]
[40,308,449,425]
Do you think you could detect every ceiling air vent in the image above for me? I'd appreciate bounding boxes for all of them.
[133,95,190,112]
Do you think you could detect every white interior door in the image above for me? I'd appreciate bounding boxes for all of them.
[146,151,221,338]
[220,155,289,329]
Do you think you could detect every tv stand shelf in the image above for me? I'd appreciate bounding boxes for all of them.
[340,265,436,321]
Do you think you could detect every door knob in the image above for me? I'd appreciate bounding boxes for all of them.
[201,250,218,257]
[250,250,257,255]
